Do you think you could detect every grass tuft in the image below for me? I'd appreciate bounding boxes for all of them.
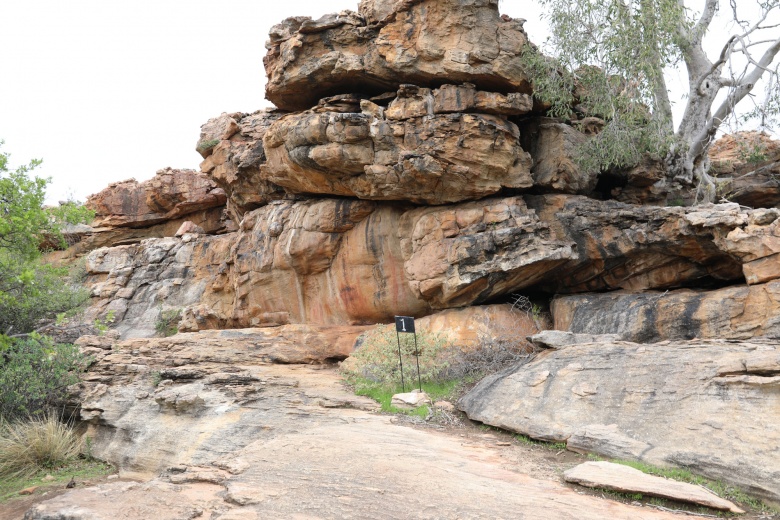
[0,415,82,480]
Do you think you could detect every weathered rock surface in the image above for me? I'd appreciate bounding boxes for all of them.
[86,168,227,228]
[564,461,745,513]
[417,304,546,351]
[398,196,574,307]
[528,196,746,292]
[197,111,286,220]
[710,131,780,208]
[81,195,780,338]
[529,330,622,349]
[262,85,533,204]
[20,332,691,520]
[264,0,533,111]
[73,329,375,476]
[520,118,598,194]
[230,199,428,326]
[84,235,234,337]
[707,207,780,285]
[552,282,780,342]
[458,338,780,503]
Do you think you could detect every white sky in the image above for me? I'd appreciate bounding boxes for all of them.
[0,1,775,204]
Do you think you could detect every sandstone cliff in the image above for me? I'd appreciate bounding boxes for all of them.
[37,0,780,515]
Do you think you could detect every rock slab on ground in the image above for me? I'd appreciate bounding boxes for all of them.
[564,461,744,513]
[458,338,780,504]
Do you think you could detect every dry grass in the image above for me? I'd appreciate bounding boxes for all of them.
[0,415,82,480]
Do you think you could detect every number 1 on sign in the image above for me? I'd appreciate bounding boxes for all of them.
[394,316,415,333]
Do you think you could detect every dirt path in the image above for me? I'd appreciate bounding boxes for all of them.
[5,363,758,519]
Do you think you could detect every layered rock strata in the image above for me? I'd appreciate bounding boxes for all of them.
[458,337,780,504]
[710,131,780,208]
[264,0,532,111]
[83,196,780,337]
[87,168,227,229]
[262,86,533,204]
[552,282,780,342]
[197,110,286,220]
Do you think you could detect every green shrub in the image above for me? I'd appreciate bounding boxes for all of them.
[0,335,90,421]
[0,415,82,480]
[342,325,453,390]
[0,256,90,337]
[155,308,181,337]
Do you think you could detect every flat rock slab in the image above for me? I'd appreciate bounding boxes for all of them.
[458,338,780,504]
[22,418,689,520]
[564,461,744,513]
[15,342,693,520]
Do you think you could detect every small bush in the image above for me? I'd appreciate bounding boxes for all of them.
[342,326,453,390]
[445,295,542,380]
[0,335,90,421]
[155,308,181,337]
[0,415,82,480]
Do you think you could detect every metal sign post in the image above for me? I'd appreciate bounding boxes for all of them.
[394,316,422,392]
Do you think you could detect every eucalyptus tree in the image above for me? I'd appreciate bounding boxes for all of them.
[523,0,780,201]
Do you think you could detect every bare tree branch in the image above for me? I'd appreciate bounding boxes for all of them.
[693,0,720,44]
[707,35,780,141]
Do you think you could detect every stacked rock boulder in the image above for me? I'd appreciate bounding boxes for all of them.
[57,0,780,507]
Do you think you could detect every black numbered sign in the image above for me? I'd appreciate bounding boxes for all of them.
[394,316,415,333]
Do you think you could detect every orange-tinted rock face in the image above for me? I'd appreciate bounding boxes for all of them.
[86,168,227,229]
[81,195,780,339]
[197,110,287,220]
[264,0,531,111]
[229,199,429,326]
[707,132,780,209]
[263,95,533,205]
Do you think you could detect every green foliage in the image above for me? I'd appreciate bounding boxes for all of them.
[0,335,90,420]
[196,139,220,154]
[155,308,181,337]
[352,379,459,415]
[149,370,162,387]
[342,325,453,389]
[0,456,113,502]
[0,259,90,336]
[737,139,769,164]
[0,142,92,337]
[519,0,689,172]
[515,434,567,451]
[92,310,116,336]
[0,142,49,262]
[0,415,82,480]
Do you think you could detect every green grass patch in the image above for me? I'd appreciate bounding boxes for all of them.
[0,457,114,502]
[351,378,459,417]
[515,433,567,451]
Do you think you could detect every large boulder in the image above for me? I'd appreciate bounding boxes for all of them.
[86,168,227,229]
[264,0,532,111]
[552,282,780,342]
[197,110,287,220]
[710,131,780,208]
[458,338,780,504]
[263,85,533,204]
[527,195,745,292]
[520,117,599,194]
[398,196,574,307]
